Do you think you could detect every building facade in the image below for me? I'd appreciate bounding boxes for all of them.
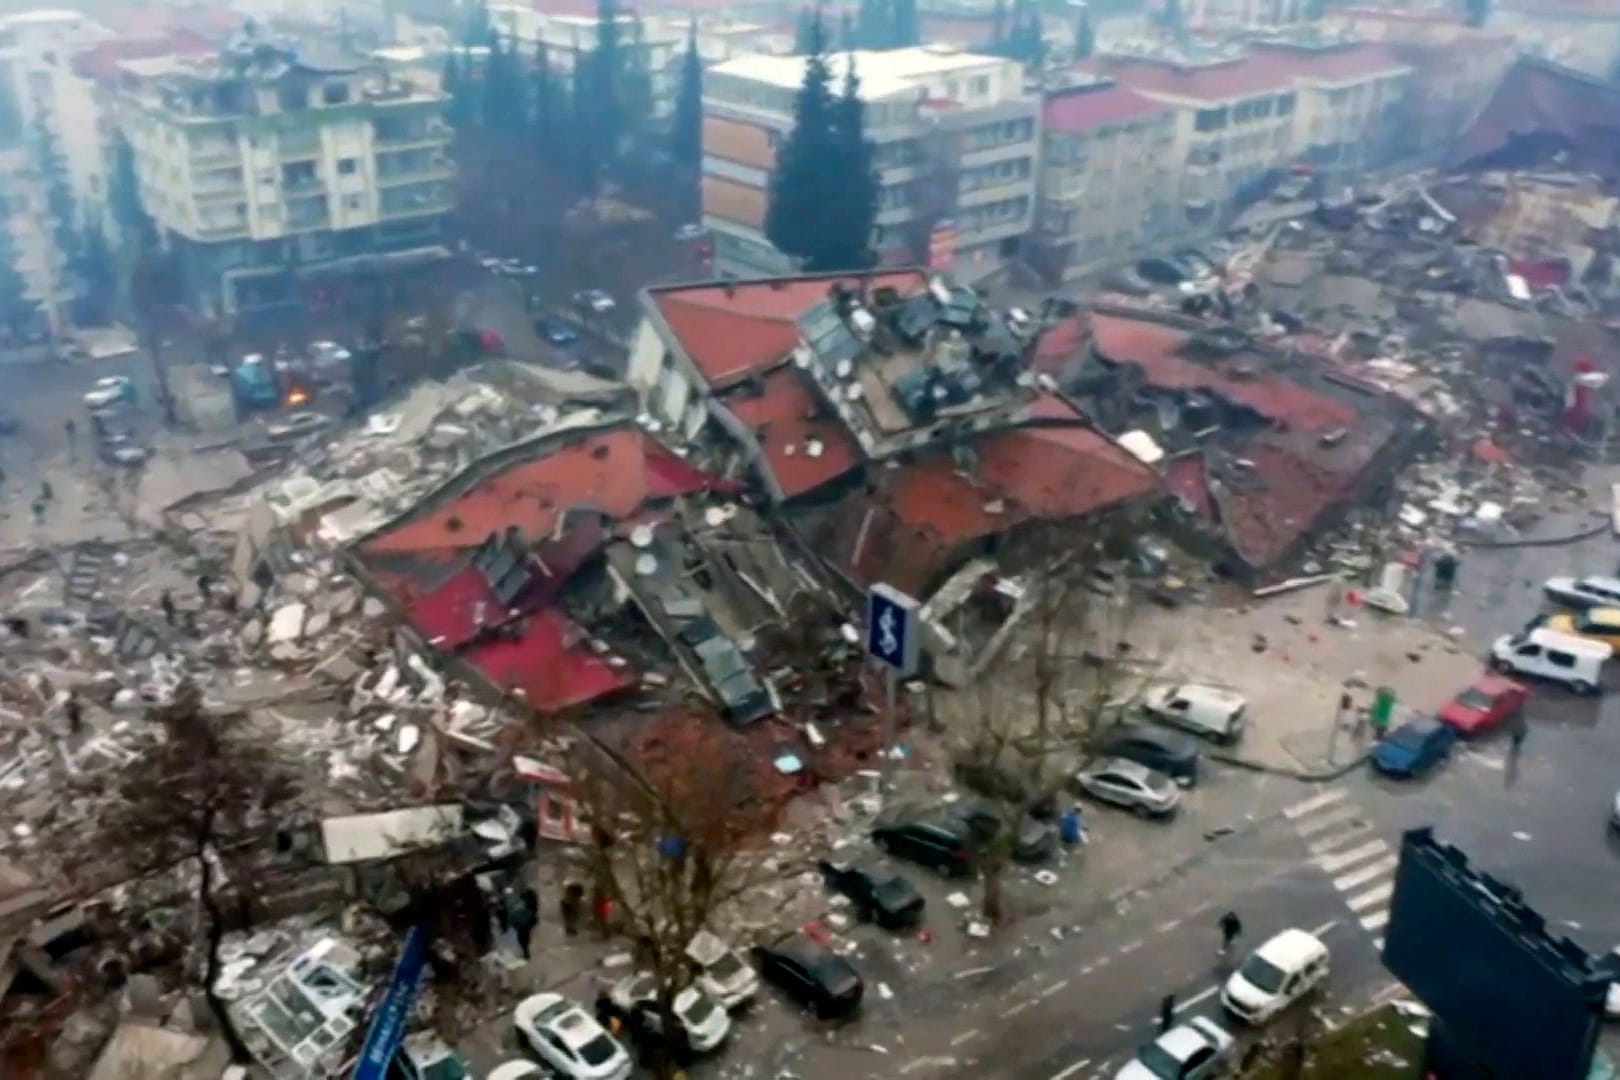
[1033,77,1179,281]
[114,33,453,317]
[701,46,1040,281]
[487,5,684,119]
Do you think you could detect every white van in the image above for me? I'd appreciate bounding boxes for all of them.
[1140,684,1248,743]
[1221,928,1329,1025]
[1490,627,1610,694]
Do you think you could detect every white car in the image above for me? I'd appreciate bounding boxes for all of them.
[1074,758,1181,817]
[513,993,632,1080]
[1221,928,1329,1025]
[1116,1015,1234,1079]
[487,1063,545,1080]
[608,970,731,1052]
[1544,576,1620,610]
[685,930,759,1009]
[574,289,615,314]
[1142,684,1248,743]
[395,1033,471,1080]
[82,375,132,409]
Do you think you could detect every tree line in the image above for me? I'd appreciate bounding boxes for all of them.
[440,0,703,205]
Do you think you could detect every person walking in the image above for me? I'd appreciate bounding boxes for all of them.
[64,691,83,736]
[559,882,584,937]
[1219,910,1243,955]
[160,589,177,626]
[1159,992,1176,1033]
[510,888,538,960]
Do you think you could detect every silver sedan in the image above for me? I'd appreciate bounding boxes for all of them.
[1073,757,1182,817]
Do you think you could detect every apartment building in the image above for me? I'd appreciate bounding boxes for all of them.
[1033,77,1179,281]
[0,9,117,329]
[1186,0,1319,30]
[114,33,454,317]
[1076,38,1410,230]
[702,45,1039,281]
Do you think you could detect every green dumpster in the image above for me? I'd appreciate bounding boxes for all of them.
[1371,686,1397,734]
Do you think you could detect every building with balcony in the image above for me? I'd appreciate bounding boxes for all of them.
[0,9,117,330]
[112,30,454,317]
[1032,76,1179,282]
[487,4,685,121]
[701,45,1040,282]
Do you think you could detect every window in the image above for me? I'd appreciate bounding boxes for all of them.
[1547,651,1575,669]
[969,75,989,97]
[337,157,357,175]
[345,194,363,210]
[1195,107,1228,132]
[322,82,350,105]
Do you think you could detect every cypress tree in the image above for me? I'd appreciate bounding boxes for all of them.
[892,0,920,48]
[671,22,703,172]
[765,13,839,265]
[0,227,37,340]
[619,16,654,141]
[856,0,887,48]
[1074,7,1096,59]
[1464,0,1489,28]
[532,41,557,143]
[462,0,491,47]
[795,7,820,54]
[593,0,622,164]
[570,53,600,193]
[826,57,877,270]
[992,0,1007,48]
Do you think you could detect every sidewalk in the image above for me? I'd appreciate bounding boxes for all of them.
[1128,585,1482,776]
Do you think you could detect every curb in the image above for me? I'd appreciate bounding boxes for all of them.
[1208,748,1371,782]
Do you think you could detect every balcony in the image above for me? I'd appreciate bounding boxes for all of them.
[190,143,240,167]
[196,218,248,239]
[371,121,452,150]
[378,184,452,220]
[374,157,454,187]
[280,136,321,161]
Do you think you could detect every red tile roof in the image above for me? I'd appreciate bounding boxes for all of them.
[1456,57,1620,179]
[1250,42,1408,84]
[1043,82,1172,135]
[722,366,862,499]
[806,393,1159,593]
[360,429,723,557]
[463,606,634,711]
[648,271,929,389]
[1086,312,1358,432]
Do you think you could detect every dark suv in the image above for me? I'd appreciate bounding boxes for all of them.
[1094,723,1201,786]
[871,812,977,875]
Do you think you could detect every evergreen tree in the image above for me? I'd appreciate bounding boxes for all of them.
[481,32,526,134]
[671,22,703,172]
[75,221,116,324]
[569,53,600,193]
[795,7,821,55]
[0,227,38,341]
[592,0,623,166]
[619,16,654,141]
[462,0,491,46]
[856,0,889,48]
[33,114,80,267]
[110,135,152,243]
[1074,6,1096,59]
[1464,0,1489,28]
[1162,0,1183,33]
[0,74,20,148]
[765,14,838,265]
[827,58,877,270]
[766,21,877,272]
[532,42,557,144]
[838,11,857,51]
[442,48,473,130]
[892,0,920,48]
[992,0,1007,48]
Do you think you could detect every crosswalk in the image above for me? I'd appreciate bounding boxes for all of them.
[1283,787,1394,949]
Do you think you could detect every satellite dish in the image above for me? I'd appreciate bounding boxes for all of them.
[539,404,560,424]
[835,358,855,379]
[806,438,825,457]
[634,553,658,576]
[630,524,655,548]
[704,506,727,527]
[846,383,864,401]
[793,348,812,368]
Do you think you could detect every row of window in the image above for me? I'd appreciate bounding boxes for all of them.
[959,156,1031,193]
[1194,92,1296,133]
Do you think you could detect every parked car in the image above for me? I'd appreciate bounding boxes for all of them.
[606,971,731,1053]
[1073,758,1182,816]
[535,316,581,346]
[817,860,924,929]
[872,807,977,874]
[1141,684,1248,743]
[1094,723,1201,786]
[1115,1016,1234,1079]
[685,930,758,1010]
[752,933,863,1019]
[1611,787,1620,831]
[1543,575,1620,610]
[1547,607,1620,649]
[393,1034,472,1080]
[1436,673,1528,735]
[1221,929,1329,1025]
[486,1063,545,1080]
[82,375,134,410]
[513,992,632,1080]
[1371,716,1457,778]
[956,801,1058,863]
[1489,626,1610,694]
[573,288,616,315]
[1598,948,1620,1019]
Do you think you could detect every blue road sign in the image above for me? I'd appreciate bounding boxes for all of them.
[866,583,920,676]
[352,925,431,1080]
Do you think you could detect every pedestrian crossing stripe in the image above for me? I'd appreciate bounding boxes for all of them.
[1315,838,1388,874]
[1283,788,1348,820]
[1285,789,1398,949]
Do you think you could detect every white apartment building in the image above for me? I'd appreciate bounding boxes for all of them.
[0,9,117,330]
[702,45,1040,280]
[1186,0,1319,30]
[114,33,454,317]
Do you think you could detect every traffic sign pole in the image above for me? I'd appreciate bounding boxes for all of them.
[881,665,898,794]
[865,583,920,797]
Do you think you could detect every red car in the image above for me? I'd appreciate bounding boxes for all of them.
[1437,672,1528,735]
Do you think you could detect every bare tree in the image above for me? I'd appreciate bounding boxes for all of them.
[565,714,791,1079]
[941,512,1159,924]
[87,681,301,1062]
